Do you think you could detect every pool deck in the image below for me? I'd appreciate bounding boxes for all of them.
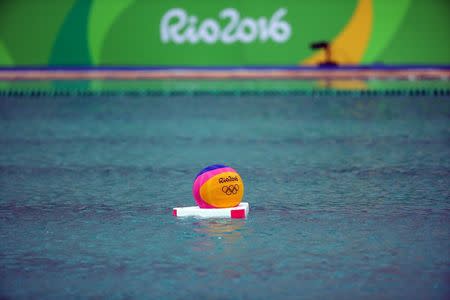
[0,66,449,80]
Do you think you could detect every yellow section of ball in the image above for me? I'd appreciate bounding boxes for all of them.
[199,171,244,208]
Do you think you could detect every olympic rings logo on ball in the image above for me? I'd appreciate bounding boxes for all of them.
[222,184,239,195]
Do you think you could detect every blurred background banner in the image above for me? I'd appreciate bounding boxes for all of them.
[0,0,449,66]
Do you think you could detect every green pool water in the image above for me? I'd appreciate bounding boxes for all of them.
[0,85,449,299]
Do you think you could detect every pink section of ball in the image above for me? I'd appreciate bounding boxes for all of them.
[192,167,236,208]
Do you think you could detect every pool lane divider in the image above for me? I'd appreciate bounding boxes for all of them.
[3,89,450,97]
[1,89,449,97]
[173,202,249,219]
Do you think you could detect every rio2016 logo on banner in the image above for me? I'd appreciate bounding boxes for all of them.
[160,8,291,44]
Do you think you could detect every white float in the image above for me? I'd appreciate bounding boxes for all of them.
[173,202,249,219]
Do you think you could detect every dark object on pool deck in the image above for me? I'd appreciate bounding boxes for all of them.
[310,41,338,67]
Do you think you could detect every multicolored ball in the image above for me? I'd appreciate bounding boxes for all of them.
[192,164,244,208]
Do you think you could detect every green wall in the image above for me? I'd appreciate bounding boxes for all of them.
[0,0,448,66]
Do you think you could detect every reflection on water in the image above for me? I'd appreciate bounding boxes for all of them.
[189,218,248,281]
[193,219,245,241]
[190,219,246,252]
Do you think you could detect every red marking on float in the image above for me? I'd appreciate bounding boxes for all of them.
[231,209,246,219]
[172,209,177,217]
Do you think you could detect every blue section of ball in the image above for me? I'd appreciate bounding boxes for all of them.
[194,164,228,179]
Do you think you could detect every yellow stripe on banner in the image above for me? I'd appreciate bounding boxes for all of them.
[302,0,373,65]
